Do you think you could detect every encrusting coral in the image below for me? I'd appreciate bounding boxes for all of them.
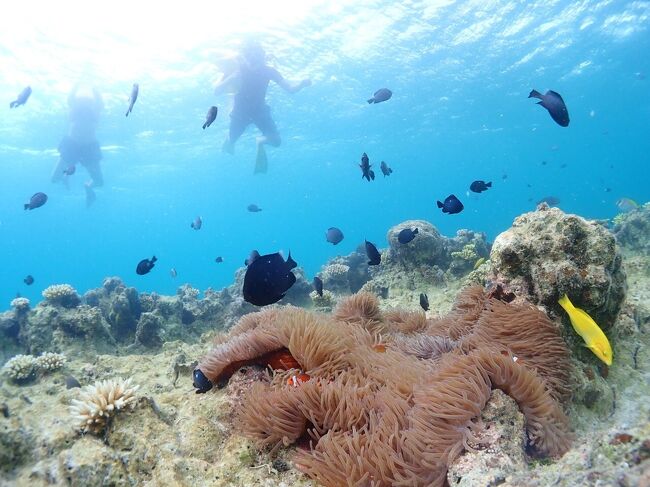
[194,287,574,486]
[69,378,139,434]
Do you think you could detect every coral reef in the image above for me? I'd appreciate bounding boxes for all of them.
[42,284,81,308]
[194,288,573,486]
[10,297,30,313]
[489,204,626,330]
[70,378,139,434]
[310,289,336,311]
[1,354,36,381]
[320,262,351,294]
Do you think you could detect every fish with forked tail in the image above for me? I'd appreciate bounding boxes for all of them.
[367,88,392,104]
[10,86,31,108]
[365,240,381,265]
[528,89,570,127]
[359,153,375,181]
[437,194,464,214]
[203,106,218,129]
[136,255,157,275]
[380,161,393,176]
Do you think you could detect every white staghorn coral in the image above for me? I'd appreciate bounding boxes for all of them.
[70,378,139,434]
[35,352,66,371]
[2,354,37,381]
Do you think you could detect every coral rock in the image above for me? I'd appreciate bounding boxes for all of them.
[489,205,626,329]
[42,284,81,309]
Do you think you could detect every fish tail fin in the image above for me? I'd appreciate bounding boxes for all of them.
[10,101,17,109]
[367,98,374,104]
[486,182,492,187]
[151,256,157,263]
[558,294,573,312]
[436,201,443,208]
[23,203,29,210]
[202,122,207,129]
[528,89,543,100]
[413,228,419,235]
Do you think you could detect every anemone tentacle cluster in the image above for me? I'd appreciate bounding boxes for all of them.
[195,287,573,486]
[70,378,139,434]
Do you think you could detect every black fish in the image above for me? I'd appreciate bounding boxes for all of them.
[365,240,381,266]
[126,83,139,117]
[398,228,418,244]
[23,275,34,286]
[191,216,202,230]
[528,89,570,127]
[367,88,392,104]
[193,368,213,393]
[247,204,262,212]
[245,250,260,266]
[203,106,218,129]
[65,375,81,389]
[380,161,393,177]
[537,196,560,206]
[325,227,344,245]
[243,252,298,306]
[136,255,157,275]
[359,153,375,181]
[215,256,223,263]
[437,194,464,214]
[470,180,492,193]
[24,192,47,210]
[419,293,429,311]
[313,276,323,297]
[10,86,31,109]
[62,165,76,176]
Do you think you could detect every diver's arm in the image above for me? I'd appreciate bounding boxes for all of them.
[214,70,240,96]
[273,69,311,94]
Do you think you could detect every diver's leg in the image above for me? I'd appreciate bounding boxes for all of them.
[253,107,280,174]
[223,112,248,155]
[51,157,67,183]
[82,148,103,207]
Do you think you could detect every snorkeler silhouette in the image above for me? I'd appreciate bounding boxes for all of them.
[51,85,104,207]
[213,40,311,173]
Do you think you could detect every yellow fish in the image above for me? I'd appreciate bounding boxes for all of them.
[473,257,486,270]
[558,294,612,365]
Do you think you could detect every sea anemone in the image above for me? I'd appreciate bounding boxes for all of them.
[70,378,139,434]
[195,286,574,486]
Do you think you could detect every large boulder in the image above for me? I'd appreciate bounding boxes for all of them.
[489,204,626,329]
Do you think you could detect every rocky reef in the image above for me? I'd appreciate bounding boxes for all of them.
[0,209,648,486]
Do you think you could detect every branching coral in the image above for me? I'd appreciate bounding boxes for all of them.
[2,354,37,381]
[34,352,66,371]
[69,378,139,434]
[10,297,30,312]
[194,287,574,486]
[42,284,81,308]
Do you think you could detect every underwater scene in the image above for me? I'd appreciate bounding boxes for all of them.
[1,1,649,486]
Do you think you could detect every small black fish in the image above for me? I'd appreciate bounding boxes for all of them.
[359,153,375,181]
[62,165,76,176]
[126,83,139,117]
[243,251,298,306]
[203,106,218,129]
[541,160,547,166]
[215,256,223,263]
[502,174,508,180]
[367,88,392,104]
[380,161,393,177]
[247,204,262,212]
[136,255,157,275]
[313,276,323,297]
[365,240,381,266]
[398,228,418,244]
[193,368,213,393]
[10,86,31,109]
[325,227,344,245]
[470,180,492,193]
[245,250,260,266]
[65,375,81,389]
[537,196,560,207]
[560,163,567,169]
[419,293,429,311]
[605,187,612,193]
[191,216,202,230]
[24,192,47,210]
[437,194,464,214]
[528,89,570,127]
[23,275,34,286]
[0,403,9,418]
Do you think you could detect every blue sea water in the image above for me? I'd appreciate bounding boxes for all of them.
[1,1,649,308]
